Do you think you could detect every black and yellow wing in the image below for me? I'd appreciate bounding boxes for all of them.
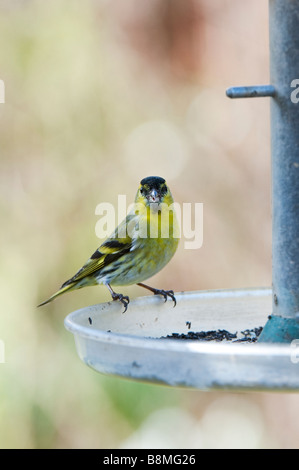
[38,214,137,306]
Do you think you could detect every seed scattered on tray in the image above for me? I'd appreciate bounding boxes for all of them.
[161,327,263,343]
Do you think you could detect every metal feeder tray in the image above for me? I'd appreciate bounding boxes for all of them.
[64,288,299,391]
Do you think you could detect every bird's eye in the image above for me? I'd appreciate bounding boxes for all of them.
[140,188,144,194]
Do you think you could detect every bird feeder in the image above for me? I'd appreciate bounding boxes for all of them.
[65,0,299,391]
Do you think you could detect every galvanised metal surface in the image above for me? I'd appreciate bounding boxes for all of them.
[64,289,299,391]
[226,85,275,99]
[260,0,299,341]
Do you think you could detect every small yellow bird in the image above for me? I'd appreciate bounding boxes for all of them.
[38,176,179,312]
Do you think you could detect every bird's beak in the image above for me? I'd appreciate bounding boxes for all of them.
[147,189,160,203]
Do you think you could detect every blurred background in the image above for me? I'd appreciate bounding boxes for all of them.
[1,0,297,449]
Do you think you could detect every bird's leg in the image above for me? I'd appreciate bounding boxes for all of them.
[105,283,130,313]
[137,282,176,307]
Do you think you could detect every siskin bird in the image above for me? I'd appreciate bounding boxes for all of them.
[38,176,179,312]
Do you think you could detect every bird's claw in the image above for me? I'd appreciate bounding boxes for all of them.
[153,289,176,307]
[112,293,130,313]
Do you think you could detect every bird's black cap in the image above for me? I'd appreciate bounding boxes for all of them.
[140,176,166,187]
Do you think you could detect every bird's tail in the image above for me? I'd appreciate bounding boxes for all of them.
[37,281,76,307]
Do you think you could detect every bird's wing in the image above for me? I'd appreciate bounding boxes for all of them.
[62,213,137,287]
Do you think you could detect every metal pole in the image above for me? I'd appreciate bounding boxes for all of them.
[226,85,275,99]
[226,0,299,342]
[259,0,299,342]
